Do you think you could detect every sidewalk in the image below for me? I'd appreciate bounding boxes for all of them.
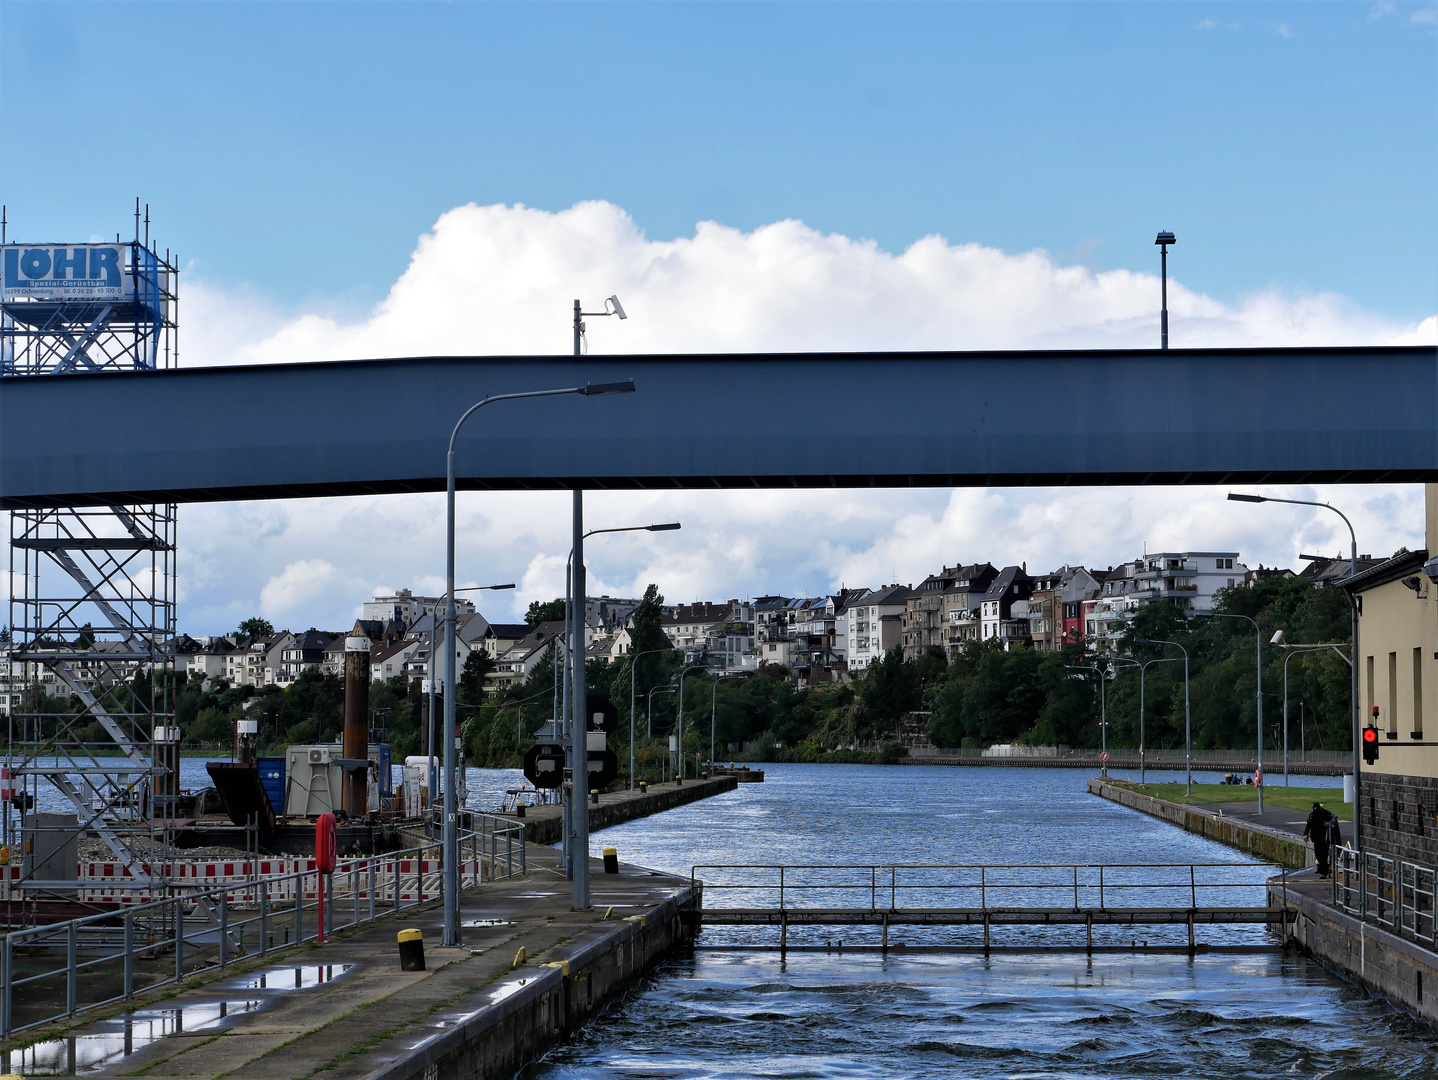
[4,849,692,1079]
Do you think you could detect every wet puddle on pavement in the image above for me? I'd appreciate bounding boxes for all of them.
[2,964,355,1074]
[0,1000,262,1076]
[235,963,352,990]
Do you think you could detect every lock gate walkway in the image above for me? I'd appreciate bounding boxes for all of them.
[687,863,1298,954]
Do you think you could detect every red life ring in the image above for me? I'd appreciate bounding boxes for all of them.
[315,812,338,875]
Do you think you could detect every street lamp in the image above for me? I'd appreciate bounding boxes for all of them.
[1133,656,1183,785]
[444,380,634,940]
[1273,630,1352,788]
[627,647,679,789]
[428,583,513,804]
[710,673,745,769]
[1066,664,1112,775]
[1155,231,1175,350]
[647,684,676,741]
[1139,639,1191,794]
[1195,611,1266,813]
[1229,491,1361,845]
[563,522,679,814]
[1107,657,1143,771]
[574,295,627,356]
[675,665,709,780]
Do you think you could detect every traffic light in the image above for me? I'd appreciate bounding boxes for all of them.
[1362,724,1380,765]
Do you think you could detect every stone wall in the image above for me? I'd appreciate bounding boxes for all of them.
[1088,779,1314,869]
[369,888,698,1080]
[1357,771,1438,867]
[1273,879,1438,1024]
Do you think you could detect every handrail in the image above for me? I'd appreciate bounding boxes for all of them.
[0,816,524,1041]
[1332,847,1438,948]
[691,862,1277,915]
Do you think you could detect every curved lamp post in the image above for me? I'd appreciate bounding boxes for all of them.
[1106,657,1142,772]
[1229,492,1360,844]
[428,582,513,804]
[1134,656,1182,784]
[1066,664,1109,775]
[444,379,634,940]
[647,683,676,742]
[1273,631,1351,787]
[1196,611,1265,813]
[675,665,709,780]
[627,647,679,789]
[709,673,745,769]
[563,524,679,799]
[1139,638,1191,794]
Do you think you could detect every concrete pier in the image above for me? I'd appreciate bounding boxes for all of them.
[513,775,737,845]
[1089,778,1318,869]
[22,851,696,1079]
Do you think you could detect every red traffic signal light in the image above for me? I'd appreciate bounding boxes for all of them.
[1362,725,1380,765]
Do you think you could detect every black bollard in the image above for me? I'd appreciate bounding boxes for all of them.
[397,928,425,971]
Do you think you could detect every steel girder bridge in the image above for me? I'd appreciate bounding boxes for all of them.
[1,344,1434,508]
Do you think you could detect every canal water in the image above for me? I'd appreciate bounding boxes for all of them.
[532,764,1438,1080]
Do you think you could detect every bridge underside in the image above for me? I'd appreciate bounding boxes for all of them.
[1,345,1433,508]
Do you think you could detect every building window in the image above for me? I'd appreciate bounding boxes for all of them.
[1367,654,1375,721]
[1414,647,1424,738]
[1389,652,1399,735]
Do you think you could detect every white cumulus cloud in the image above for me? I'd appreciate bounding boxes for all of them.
[183,201,1432,368]
[34,202,1435,636]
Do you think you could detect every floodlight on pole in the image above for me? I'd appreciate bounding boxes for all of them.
[443,379,635,939]
[1155,231,1176,350]
[574,298,630,355]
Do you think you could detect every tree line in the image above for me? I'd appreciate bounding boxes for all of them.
[11,574,1355,779]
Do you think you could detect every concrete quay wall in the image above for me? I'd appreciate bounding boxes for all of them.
[367,888,697,1080]
[1089,778,1314,870]
[908,756,1344,776]
[516,776,738,845]
[1271,879,1438,1024]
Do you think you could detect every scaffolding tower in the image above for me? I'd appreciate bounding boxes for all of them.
[2,205,180,902]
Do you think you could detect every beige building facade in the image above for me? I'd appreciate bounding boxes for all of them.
[1349,483,1438,864]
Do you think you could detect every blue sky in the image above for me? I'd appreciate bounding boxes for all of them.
[3,1,1434,321]
[3,2,1435,634]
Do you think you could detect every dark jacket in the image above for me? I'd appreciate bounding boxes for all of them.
[1304,807,1334,844]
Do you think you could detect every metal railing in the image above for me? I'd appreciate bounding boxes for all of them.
[1333,848,1438,948]
[692,862,1276,913]
[0,815,524,1040]
[907,746,1351,765]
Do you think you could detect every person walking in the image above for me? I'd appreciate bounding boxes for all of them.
[1304,802,1336,878]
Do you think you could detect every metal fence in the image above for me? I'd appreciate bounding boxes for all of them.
[692,862,1277,913]
[1333,847,1438,947]
[0,815,524,1039]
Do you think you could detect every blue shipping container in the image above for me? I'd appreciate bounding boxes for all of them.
[257,757,284,814]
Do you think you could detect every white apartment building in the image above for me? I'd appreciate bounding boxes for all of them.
[363,589,473,630]
[845,585,911,670]
[1090,551,1248,648]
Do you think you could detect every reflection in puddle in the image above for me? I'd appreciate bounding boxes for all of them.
[1,1000,262,1076]
[236,963,352,990]
[462,918,515,928]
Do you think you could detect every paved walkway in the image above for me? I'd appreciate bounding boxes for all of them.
[8,850,689,1079]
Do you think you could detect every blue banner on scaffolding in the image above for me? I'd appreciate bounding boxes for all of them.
[1,244,133,301]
